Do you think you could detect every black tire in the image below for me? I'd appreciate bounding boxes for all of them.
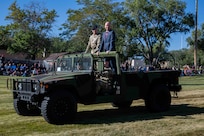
[14,99,41,116]
[41,91,77,125]
[145,85,171,112]
[111,100,133,108]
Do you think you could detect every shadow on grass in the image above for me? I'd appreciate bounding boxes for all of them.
[75,104,204,124]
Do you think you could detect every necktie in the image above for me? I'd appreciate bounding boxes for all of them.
[105,32,108,39]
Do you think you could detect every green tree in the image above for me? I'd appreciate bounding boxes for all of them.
[170,48,194,67]
[0,26,11,49]
[5,1,58,59]
[186,23,204,51]
[61,0,129,54]
[124,0,194,64]
[49,37,69,53]
[170,48,204,68]
[186,23,204,66]
[10,30,51,59]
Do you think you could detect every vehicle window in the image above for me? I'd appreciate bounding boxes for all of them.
[57,58,72,71]
[74,57,92,70]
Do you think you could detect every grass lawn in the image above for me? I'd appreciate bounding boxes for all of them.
[0,75,204,136]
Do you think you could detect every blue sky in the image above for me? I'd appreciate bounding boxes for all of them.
[0,0,203,51]
[170,0,204,51]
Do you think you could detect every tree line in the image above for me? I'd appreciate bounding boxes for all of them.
[0,0,204,67]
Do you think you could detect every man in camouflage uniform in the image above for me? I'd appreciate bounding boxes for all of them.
[85,25,101,54]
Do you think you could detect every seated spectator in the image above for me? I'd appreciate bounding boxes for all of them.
[32,67,38,76]
[11,63,17,71]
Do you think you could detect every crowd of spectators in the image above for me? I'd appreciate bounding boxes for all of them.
[181,65,203,76]
[1,54,203,77]
[0,55,47,77]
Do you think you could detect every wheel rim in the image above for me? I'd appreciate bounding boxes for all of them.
[52,98,71,117]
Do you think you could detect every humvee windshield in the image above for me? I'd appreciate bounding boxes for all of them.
[74,57,92,71]
[56,54,92,72]
[57,57,72,71]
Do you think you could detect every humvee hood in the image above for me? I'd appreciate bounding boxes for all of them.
[30,72,90,83]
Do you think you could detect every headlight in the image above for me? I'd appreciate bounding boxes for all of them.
[17,82,22,90]
[33,84,39,91]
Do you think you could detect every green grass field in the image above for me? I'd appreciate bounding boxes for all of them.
[0,75,204,136]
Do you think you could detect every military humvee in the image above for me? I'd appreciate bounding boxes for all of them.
[8,51,181,124]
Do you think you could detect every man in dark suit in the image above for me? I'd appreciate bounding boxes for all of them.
[98,22,116,73]
[98,22,115,53]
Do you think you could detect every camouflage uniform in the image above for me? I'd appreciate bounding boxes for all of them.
[85,34,101,54]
